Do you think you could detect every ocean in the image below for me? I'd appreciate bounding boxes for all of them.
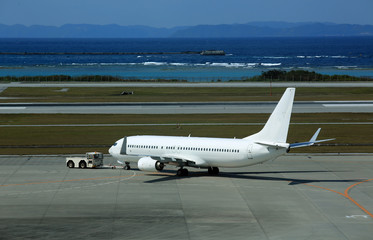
[1,37,373,81]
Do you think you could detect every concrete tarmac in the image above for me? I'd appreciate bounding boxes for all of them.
[1,154,373,239]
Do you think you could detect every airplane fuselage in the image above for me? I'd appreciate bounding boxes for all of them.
[109,135,287,168]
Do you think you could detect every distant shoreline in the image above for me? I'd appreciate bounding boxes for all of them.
[0,70,372,83]
[0,51,201,55]
[1,22,373,38]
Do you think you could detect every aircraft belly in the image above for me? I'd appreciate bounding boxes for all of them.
[204,154,250,168]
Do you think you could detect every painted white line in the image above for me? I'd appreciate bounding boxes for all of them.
[0,107,26,110]
[323,104,373,107]
[346,215,369,219]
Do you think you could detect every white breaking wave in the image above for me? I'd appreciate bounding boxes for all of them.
[210,63,231,67]
[208,62,259,68]
[296,55,349,59]
[262,56,290,59]
[229,63,248,67]
[331,56,348,59]
[335,66,358,69]
[47,62,282,69]
[71,63,100,66]
[260,63,282,67]
[169,63,188,66]
[143,62,167,66]
[100,63,136,66]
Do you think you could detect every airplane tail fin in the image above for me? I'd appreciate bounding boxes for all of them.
[244,88,295,143]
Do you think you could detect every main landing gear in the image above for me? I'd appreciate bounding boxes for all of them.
[175,167,219,177]
[177,168,189,177]
[208,167,219,175]
[123,162,131,170]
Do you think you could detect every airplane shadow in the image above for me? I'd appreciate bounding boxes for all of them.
[142,169,358,185]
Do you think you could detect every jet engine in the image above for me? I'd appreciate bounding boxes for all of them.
[138,157,164,172]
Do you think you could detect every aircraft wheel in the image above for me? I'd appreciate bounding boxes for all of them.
[67,161,74,168]
[79,161,87,169]
[182,168,189,176]
[177,168,188,176]
[208,167,219,175]
[124,164,131,170]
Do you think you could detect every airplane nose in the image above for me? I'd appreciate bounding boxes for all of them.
[109,139,122,157]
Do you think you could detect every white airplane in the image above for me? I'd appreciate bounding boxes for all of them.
[109,88,334,176]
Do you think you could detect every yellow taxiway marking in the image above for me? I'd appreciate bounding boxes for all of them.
[304,179,373,219]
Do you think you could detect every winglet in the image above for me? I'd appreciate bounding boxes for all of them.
[290,128,335,149]
[309,128,321,142]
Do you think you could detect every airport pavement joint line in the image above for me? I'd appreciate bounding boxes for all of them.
[304,179,373,219]
[39,164,71,224]
[0,171,138,188]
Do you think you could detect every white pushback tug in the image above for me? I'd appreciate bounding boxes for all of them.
[66,152,104,169]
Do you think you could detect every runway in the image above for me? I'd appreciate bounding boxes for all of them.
[0,101,373,114]
[0,154,373,239]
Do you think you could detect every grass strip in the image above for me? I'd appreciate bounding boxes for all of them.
[2,87,373,102]
[0,124,371,154]
[0,113,372,125]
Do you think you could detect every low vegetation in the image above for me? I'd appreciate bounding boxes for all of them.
[0,70,371,83]
[245,70,372,82]
[2,87,373,102]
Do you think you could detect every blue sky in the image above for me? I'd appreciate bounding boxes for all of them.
[1,0,373,27]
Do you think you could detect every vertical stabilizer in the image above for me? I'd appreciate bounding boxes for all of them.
[244,88,295,143]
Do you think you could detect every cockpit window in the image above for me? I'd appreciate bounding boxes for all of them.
[113,142,118,146]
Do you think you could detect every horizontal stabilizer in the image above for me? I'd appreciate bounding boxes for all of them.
[290,128,335,148]
[256,141,290,149]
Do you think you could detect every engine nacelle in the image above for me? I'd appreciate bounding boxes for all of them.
[138,157,164,172]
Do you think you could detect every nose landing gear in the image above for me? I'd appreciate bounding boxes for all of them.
[208,167,219,175]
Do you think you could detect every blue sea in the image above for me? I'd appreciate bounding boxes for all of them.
[1,37,373,81]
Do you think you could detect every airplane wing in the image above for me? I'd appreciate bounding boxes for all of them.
[150,154,207,167]
[290,128,335,149]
